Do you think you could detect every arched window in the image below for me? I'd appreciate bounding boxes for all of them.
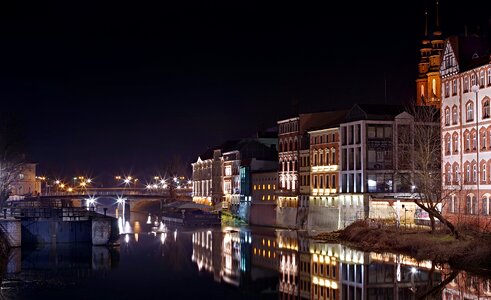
[467,102,474,122]
[432,78,436,96]
[464,76,469,92]
[452,134,459,153]
[445,134,451,154]
[465,132,470,151]
[480,71,485,87]
[472,131,477,150]
[450,194,457,213]
[466,194,475,214]
[453,164,460,183]
[482,131,488,150]
[452,106,458,124]
[420,84,425,99]
[483,99,490,119]
[483,163,487,183]
[473,164,477,182]
[483,195,490,215]
[331,148,336,165]
[466,164,471,182]
[444,107,450,125]
[319,151,323,166]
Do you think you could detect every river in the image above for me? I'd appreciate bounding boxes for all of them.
[1,220,490,299]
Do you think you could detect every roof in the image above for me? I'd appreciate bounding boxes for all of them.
[345,104,406,122]
[448,35,491,72]
[307,110,350,132]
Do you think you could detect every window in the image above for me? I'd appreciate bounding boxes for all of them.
[450,195,457,213]
[473,132,477,150]
[331,149,336,165]
[488,68,491,86]
[452,79,457,95]
[467,102,474,121]
[483,132,488,150]
[473,164,477,182]
[465,132,470,151]
[452,106,458,124]
[225,165,232,176]
[444,107,450,126]
[464,76,469,92]
[480,71,485,87]
[445,81,450,97]
[471,74,476,87]
[483,196,490,215]
[445,134,451,154]
[483,100,490,119]
[466,194,476,215]
[454,164,460,183]
[453,134,459,153]
[466,165,471,182]
[483,164,487,183]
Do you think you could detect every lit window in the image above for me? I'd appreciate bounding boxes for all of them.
[444,107,450,126]
[268,184,271,190]
[452,106,458,124]
[467,102,474,122]
[483,100,490,119]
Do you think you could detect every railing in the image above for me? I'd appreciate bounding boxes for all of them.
[39,187,192,197]
[9,206,99,220]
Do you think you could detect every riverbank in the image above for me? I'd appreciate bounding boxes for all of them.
[313,220,491,275]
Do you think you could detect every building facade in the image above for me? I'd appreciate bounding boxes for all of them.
[440,35,491,231]
[250,170,277,226]
[10,163,41,196]
[339,104,438,227]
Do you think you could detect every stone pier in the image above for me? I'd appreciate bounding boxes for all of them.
[0,218,21,247]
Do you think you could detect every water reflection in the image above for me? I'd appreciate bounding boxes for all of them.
[1,220,490,299]
[190,227,491,299]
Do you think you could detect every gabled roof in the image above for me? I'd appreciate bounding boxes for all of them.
[307,110,350,132]
[345,104,406,122]
[447,35,491,72]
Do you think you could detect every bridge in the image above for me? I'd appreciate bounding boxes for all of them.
[36,187,192,200]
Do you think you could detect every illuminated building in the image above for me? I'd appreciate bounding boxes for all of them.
[416,1,445,108]
[249,170,277,226]
[440,34,491,231]
[339,104,440,227]
[442,268,491,299]
[10,163,41,196]
[277,112,340,228]
[306,110,347,230]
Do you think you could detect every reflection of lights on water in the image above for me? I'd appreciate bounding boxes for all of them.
[134,221,141,233]
[174,229,177,241]
[125,234,130,243]
[135,233,139,242]
[161,232,167,244]
[147,214,152,224]
[411,267,417,274]
[124,221,132,234]
[118,217,124,234]
[159,222,167,232]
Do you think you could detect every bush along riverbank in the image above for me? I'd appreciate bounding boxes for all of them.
[313,220,491,275]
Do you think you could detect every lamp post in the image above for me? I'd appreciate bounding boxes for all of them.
[471,82,480,227]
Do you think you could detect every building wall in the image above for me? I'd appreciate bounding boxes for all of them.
[192,158,213,205]
[11,163,40,196]
[250,171,277,226]
[441,62,491,231]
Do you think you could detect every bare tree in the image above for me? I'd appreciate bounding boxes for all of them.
[398,105,460,238]
[0,113,26,209]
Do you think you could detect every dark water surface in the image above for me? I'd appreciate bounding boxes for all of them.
[1,221,490,299]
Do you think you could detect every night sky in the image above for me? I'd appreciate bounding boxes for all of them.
[2,1,490,182]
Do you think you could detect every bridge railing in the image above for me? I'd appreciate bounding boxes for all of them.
[9,206,99,220]
[40,188,192,197]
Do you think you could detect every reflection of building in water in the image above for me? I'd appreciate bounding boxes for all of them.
[220,227,249,286]
[306,242,341,300]
[442,269,491,299]
[191,230,215,273]
[2,244,119,296]
[252,230,278,271]
[339,251,441,299]
[277,230,299,299]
